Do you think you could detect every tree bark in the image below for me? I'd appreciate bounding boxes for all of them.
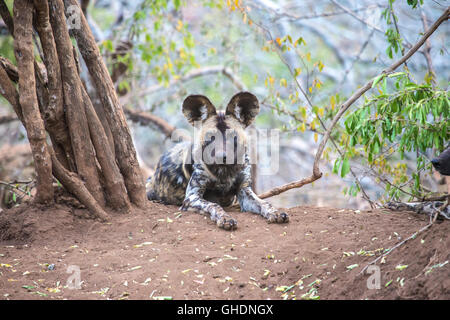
[81,84,131,211]
[0,64,22,122]
[49,0,105,207]
[13,0,53,204]
[50,150,110,222]
[63,0,146,208]
[0,56,18,83]
[33,0,75,171]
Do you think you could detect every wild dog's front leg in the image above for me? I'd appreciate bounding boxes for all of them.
[180,172,237,230]
[237,187,289,223]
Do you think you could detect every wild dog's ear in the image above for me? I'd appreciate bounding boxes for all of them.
[225,92,259,127]
[182,95,217,125]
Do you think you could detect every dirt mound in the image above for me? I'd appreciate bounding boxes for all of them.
[0,200,448,300]
[0,200,93,244]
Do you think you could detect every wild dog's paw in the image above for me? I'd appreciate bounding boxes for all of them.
[267,211,289,224]
[216,215,238,230]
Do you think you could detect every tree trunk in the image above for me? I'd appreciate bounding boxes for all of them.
[0,0,147,220]
[63,0,147,208]
[13,0,53,204]
[49,0,106,208]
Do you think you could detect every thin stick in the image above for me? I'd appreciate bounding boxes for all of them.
[359,215,438,275]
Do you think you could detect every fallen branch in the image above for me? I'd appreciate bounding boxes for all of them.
[257,6,450,200]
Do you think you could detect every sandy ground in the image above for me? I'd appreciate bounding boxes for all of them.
[0,197,448,300]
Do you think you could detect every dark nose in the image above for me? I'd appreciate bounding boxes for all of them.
[431,158,440,168]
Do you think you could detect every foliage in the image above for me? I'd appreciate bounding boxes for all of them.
[100,0,199,89]
[341,72,449,201]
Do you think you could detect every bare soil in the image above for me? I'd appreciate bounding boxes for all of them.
[0,196,448,300]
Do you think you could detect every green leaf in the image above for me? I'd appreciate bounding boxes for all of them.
[395,264,408,271]
[346,264,359,270]
[340,158,350,178]
[372,74,385,88]
[332,158,340,175]
[388,72,405,78]
[22,285,35,290]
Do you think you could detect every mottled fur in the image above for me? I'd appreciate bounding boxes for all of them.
[147,92,289,230]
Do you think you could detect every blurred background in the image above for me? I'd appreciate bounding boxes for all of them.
[0,0,448,209]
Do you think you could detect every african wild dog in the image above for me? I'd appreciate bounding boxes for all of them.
[146,92,289,230]
[431,144,450,176]
[386,144,450,220]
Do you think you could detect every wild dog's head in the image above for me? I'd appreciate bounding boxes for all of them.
[431,144,450,176]
[182,92,259,167]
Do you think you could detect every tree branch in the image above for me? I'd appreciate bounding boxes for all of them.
[0,114,18,125]
[120,65,245,106]
[419,6,437,86]
[124,107,184,139]
[258,6,450,200]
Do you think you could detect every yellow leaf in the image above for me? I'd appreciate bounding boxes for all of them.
[179,48,187,60]
[176,20,183,31]
[47,287,61,293]
[315,80,322,89]
[275,37,282,46]
[300,122,306,132]
[318,108,324,117]
[330,96,336,110]
[314,133,318,143]
[306,52,311,62]
[318,61,324,72]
